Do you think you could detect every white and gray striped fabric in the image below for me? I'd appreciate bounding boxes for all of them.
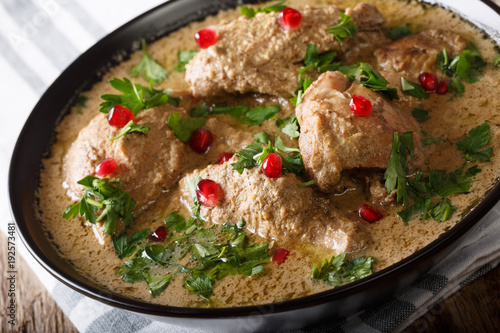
[1,1,499,332]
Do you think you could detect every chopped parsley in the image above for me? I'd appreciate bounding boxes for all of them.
[276,116,300,138]
[326,13,358,45]
[110,120,150,141]
[385,24,411,40]
[401,77,428,99]
[456,122,492,162]
[312,253,373,286]
[130,39,168,86]
[173,50,198,72]
[297,180,315,188]
[100,78,180,115]
[254,131,271,144]
[430,198,457,223]
[384,131,415,206]
[337,62,399,100]
[436,44,487,98]
[231,136,305,177]
[167,112,206,143]
[117,213,271,301]
[422,137,445,146]
[240,0,286,18]
[62,176,136,235]
[189,103,209,118]
[212,104,281,125]
[76,95,88,114]
[494,54,500,68]
[185,175,203,222]
[411,108,429,123]
[112,229,151,259]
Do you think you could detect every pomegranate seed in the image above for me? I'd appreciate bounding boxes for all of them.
[436,80,449,95]
[217,152,234,164]
[195,25,218,49]
[262,153,282,178]
[149,226,167,242]
[418,72,438,92]
[278,8,302,32]
[95,158,117,177]
[189,128,214,154]
[196,179,221,207]
[272,248,290,265]
[358,204,383,223]
[107,105,134,128]
[349,95,372,117]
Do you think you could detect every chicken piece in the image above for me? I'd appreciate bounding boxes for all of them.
[374,29,467,78]
[296,71,422,193]
[63,104,186,211]
[186,3,387,98]
[180,160,370,254]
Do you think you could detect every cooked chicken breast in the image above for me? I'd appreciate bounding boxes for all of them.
[296,71,422,193]
[63,104,186,211]
[374,29,466,77]
[185,3,387,98]
[180,160,370,254]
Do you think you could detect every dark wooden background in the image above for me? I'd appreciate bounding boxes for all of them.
[1,232,499,332]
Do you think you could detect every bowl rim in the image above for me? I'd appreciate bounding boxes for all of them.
[8,0,500,320]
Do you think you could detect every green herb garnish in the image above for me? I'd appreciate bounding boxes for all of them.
[240,0,286,18]
[411,108,429,123]
[297,180,315,188]
[385,24,411,40]
[100,78,180,115]
[167,112,206,143]
[130,39,168,86]
[76,95,88,114]
[326,13,358,45]
[110,120,150,141]
[254,131,271,144]
[384,132,414,206]
[494,55,500,68]
[312,253,373,286]
[276,116,300,138]
[401,77,428,99]
[212,104,280,125]
[456,122,492,162]
[62,176,136,234]
[112,229,151,259]
[174,50,198,72]
[430,198,457,223]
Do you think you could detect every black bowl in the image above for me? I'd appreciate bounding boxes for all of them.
[8,0,500,331]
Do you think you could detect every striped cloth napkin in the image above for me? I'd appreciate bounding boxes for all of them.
[1,1,499,332]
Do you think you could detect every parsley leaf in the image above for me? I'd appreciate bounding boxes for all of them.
[174,50,198,72]
[130,39,168,86]
[312,253,374,286]
[385,24,411,40]
[62,176,136,234]
[143,272,174,297]
[240,0,286,18]
[76,95,88,114]
[189,103,209,117]
[167,112,206,143]
[436,48,454,77]
[304,44,338,68]
[397,198,433,224]
[254,131,271,144]
[411,108,429,123]
[245,105,281,124]
[231,143,264,174]
[112,229,151,259]
[212,104,280,125]
[297,180,315,187]
[184,276,213,301]
[326,12,358,45]
[100,78,179,115]
[275,135,300,154]
[337,62,398,100]
[110,120,150,141]
[423,137,445,146]
[276,116,300,138]
[494,55,500,69]
[384,132,414,205]
[401,77,428,99]
[430,198,457,222]
[456,122,492,162]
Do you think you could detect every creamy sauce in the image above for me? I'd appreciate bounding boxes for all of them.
[37,0,500,307]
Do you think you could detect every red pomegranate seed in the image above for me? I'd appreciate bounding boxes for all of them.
[349,95,372,117]
[418,72,438,92]
[196,179,221,207]
[195,25,218,49]
[95,158,117,177]
[436,80,449,95]
[189,128,214,154]
[107,105,134,128]
[262,153,282,179]
[278,8,302,32]
[217,152,234,164]
[272,248,290,265]
[149,226,167,242]
[358,204,383,223]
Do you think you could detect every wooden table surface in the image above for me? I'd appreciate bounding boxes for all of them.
[1,231,500,332]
